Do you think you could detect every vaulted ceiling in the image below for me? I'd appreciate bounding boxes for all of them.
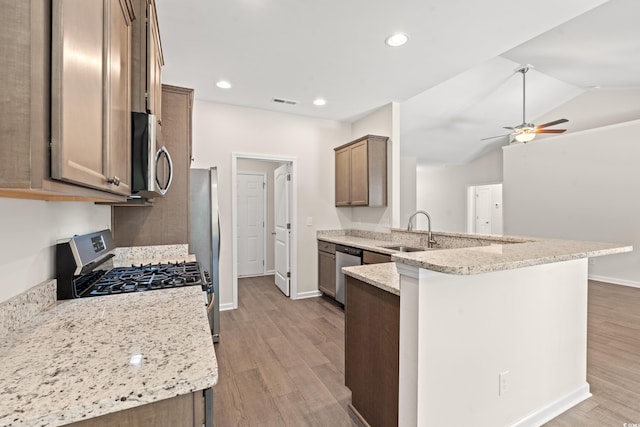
[156,0,640,165]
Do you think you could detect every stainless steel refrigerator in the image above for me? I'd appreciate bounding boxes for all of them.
[189,167,220,343]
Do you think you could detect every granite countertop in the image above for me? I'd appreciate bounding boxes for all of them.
[342,263,400,296]
[392,239,632,275]
[0,287,218,427]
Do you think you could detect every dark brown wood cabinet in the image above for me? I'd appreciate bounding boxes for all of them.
[0,0,131,202]
[345,275,400,427]
[66,389,209,427]
[50,0,134,197]
[318,241,336,298]
[112,85,193,246]
[131,0,163,118]
[334,135,388,207]
[363,250,392,265]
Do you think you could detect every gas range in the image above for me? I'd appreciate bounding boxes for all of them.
[56,230,210,300]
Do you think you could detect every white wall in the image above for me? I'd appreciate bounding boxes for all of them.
[400,156,417,226]
[416,149,503,232]
[503,119,640,286]
[0,199,111,302]
[192,100,352,306]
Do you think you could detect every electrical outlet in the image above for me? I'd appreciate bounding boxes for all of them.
[499,371,510,396]
[306,217,313,226]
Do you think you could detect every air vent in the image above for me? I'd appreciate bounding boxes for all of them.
[272,98,297,105]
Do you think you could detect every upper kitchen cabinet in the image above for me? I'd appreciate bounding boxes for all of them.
[0,0,132,202]
[51,0,134,197]
[334,135,388,207]
[130,0,163,119]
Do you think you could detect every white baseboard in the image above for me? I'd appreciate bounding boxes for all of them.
[510,383,591,427]
[265,269,275,275]
[293,290,322,300]
[219,302,236,311]
[589,274,640,289]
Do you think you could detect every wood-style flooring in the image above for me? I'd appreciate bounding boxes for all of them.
[213,275,356,426]
[214,276,640,426]
[545,280,640,426]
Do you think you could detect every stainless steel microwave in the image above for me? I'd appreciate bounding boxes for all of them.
[131,112,173,198]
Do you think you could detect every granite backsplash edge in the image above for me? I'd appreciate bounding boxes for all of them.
[0,279,56,339]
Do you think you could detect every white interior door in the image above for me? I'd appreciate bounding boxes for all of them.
[237,173,265,277]
[274,164,291,296]
[475,186,492,234]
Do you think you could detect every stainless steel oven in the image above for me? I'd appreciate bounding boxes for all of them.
[131,112,173,198]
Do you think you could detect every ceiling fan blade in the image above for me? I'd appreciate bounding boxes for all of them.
[534,129,566,134]
[537,118,568,129]
[503,126,515,130]
[481,133,511,141]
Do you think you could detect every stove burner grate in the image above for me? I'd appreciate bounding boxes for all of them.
[84,261,204,297]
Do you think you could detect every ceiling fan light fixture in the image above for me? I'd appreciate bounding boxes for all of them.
[216,80,232,89]
[385,33,409,47]
[514,132,536,143]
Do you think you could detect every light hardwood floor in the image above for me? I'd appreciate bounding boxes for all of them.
[213,275,357,426]
[214,277,640,426]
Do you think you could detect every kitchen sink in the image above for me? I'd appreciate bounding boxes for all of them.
[377,245,426,252]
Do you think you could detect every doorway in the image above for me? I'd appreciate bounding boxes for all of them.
[467,183,503,235]
[231,153,297,309]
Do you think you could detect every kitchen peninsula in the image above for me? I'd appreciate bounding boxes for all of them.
[319,229,632,427]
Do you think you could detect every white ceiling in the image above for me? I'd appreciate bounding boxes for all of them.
[156,0,640,166]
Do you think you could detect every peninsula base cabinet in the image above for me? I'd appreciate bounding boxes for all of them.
[318,241,337,298]
[345,276,399,427]
[66,389,211,427]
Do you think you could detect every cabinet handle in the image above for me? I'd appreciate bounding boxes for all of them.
[107,176,121,186]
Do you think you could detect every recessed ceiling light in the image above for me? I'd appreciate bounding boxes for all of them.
[385,33,409,47]
[216,80,232,89]
[313,98,327,106]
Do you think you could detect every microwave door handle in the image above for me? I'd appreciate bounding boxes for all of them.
[155,146,174,194]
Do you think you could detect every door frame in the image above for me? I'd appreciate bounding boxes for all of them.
[466,182,503,234]
[231,153,298,308]
[236,171,267,277]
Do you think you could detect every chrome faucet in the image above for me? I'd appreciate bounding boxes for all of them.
[407,210,436,248]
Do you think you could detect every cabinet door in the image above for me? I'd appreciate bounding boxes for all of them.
[349,140,369,206]
[147,1,163,121]
[318,250,336,297]
[105,0,132,195]
[51,0,107,190]
[335,146,351,206]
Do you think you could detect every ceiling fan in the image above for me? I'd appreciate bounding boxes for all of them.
[482,65,568,143]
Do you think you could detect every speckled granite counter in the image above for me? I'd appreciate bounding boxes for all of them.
[391,239,631,275]
[342,263,399,295]
[111,244,196,267]
[0,286,218,427]
[326,229,632,294]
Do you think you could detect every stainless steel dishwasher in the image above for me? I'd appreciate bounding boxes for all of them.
[335,244,363,305]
